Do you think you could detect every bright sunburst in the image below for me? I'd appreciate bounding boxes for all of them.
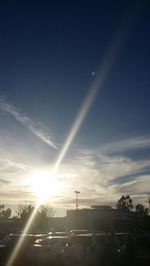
[30,169,62,202]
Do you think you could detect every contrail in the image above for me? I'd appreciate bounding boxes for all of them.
[5,2,144,265]
[0,99,57,149]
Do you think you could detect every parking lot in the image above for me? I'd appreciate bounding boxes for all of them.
[0,231,149,266]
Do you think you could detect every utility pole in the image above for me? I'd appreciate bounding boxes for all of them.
[74,191,80,210]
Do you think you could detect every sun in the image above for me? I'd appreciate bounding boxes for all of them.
[30,169,62,202]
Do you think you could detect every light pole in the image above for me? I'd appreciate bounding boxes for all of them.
[74,191,80,210]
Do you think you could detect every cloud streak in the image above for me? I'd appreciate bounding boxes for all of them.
[99,136,150,154]
[0,179,10,184]
[0,153,29,171]
[0,134,150,208]
[60,137,150,207]
[0,99,57,149]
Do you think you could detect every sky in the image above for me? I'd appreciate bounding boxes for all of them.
[0,1,150,216]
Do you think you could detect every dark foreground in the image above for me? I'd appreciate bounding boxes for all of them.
[0,231,149,266]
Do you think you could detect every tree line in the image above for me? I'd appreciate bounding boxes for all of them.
[116,194,149,216]
[0,195,149,221]
[0,203,55,219]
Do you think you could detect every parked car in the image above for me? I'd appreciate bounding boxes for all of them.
[61,232,137,266]
[0,233,38,266]
[27,235,69,265]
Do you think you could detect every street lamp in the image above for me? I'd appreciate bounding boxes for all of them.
[74,191,80,210]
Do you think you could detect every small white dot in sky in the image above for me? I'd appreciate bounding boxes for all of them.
[91,72,95,76]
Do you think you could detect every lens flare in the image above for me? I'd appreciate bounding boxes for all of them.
[30,169,63,202]
[6,4,141,265]
[6,203,40,266]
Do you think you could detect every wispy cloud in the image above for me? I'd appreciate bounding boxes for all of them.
[0,153,31,188]
[0,99,57,149]
[59,137,150,207]
[0,153,29,171]
[0,191,33,202]
[98,136,150,154]
[0,179,10,185]
[0,133,150,208]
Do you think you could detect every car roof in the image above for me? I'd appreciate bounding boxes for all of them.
[71,233,93,237]
[46,235,69,239]
[9,233,36,237]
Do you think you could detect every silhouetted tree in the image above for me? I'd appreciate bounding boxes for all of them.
[20,204,34,222]
[38,205,55,232]
[2,208,11,218]
[0,206,12,218]
[116,195,133,211]
[136,204,148,216]
[19,204,55,232]
[40,204,55,217]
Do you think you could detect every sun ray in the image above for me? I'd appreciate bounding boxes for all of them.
[6,203,40,266]
[6,5,139,264]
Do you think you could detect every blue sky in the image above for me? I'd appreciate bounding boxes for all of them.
[0,1,150,215]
